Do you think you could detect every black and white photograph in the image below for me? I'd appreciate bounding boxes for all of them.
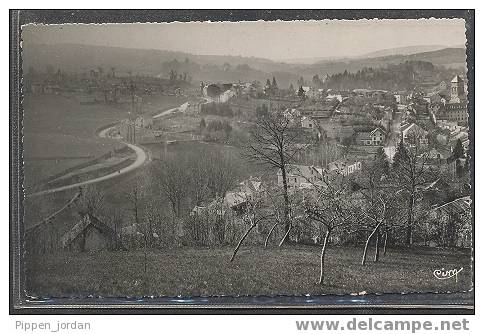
[11,10,474,310]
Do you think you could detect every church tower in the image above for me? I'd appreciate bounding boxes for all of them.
[450,75,466,103]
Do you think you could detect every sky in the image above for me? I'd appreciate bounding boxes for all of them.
[22,19,466,61]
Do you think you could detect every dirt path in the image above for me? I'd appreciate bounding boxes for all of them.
[153,101,189,119]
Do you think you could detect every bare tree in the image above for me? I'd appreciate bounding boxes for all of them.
[125,179,152,291]
[230,192,270,262]
[206,150,240,199]
[351,149,393,265]
[263,185,306,247]
[304,176,359,284]
[154,155,190,218]
[189,156,210,207]
[109,208,124,249]
[360,196,387,265]
[392,134,436,245]
[244,108,307,237]
[76,185,104,217]
[264,189,286,247]
[127,182,145,226]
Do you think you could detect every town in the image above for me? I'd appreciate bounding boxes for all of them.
[21,23,472,297]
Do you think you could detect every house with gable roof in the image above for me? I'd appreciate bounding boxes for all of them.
[61,214,124,252]
[355,127,386,146]
[277,164,324,189]
[400,122,428,145]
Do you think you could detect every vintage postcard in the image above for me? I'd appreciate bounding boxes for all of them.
[12,11,474,310]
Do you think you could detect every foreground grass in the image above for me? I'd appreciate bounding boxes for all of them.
[26,245,472,298]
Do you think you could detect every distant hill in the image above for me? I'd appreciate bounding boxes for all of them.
[321,60,461,91]
[22,43,467,88]
[273,56,352,65]
[22,43,301,87]
[297,47,466,78]
[275,45,462,66]
[399,48,467,67]
[359,45,449,58]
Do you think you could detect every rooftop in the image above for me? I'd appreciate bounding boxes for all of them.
[433,196,471,215]
[281,164,322,178]
[451,75,464,83]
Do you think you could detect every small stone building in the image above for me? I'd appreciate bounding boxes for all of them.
[61,214,123,252]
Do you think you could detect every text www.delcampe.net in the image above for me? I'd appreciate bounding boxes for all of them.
[295,318,470,332]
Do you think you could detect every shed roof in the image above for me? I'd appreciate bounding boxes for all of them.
[283,164,321,178]
[61,213,120,248]
[433,196,471,215]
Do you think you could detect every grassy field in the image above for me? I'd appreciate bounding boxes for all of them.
[26,245,472,298]
[23,95,129,157]
[23,95,129,187]
[23,94,185,189]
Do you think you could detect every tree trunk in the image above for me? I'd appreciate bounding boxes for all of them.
[318,230,330,285]
[361,222,382,266]
[143,234,148,291]
[383,232,388,256]
[374,232,380,262]
[265,222,279,248]
[230,224,256,262]
[172,201,180,218]
[280,165,290,234]
[406,194,414,246]
[279,224,292,247]
[361,235,371,266]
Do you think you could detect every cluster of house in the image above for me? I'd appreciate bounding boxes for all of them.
[190,154,366,219]
[415,75,468,125]
[301,114,387,148]
[276,159,363,191]
[30,82,62,95]
[284,88,399,148]
[395,119,469,179]
[393,118,468,179]
[294,74,467,145]
[27,67,187,103]
[191,177,263,217]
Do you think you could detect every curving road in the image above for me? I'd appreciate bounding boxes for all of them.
[28,125,148,198]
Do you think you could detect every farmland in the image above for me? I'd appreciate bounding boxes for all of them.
[23,94,185,192]
[23,95,128,189]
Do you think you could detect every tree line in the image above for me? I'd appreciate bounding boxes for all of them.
[320,61,452,91]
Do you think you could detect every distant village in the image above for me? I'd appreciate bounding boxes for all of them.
[188,74,470,238]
